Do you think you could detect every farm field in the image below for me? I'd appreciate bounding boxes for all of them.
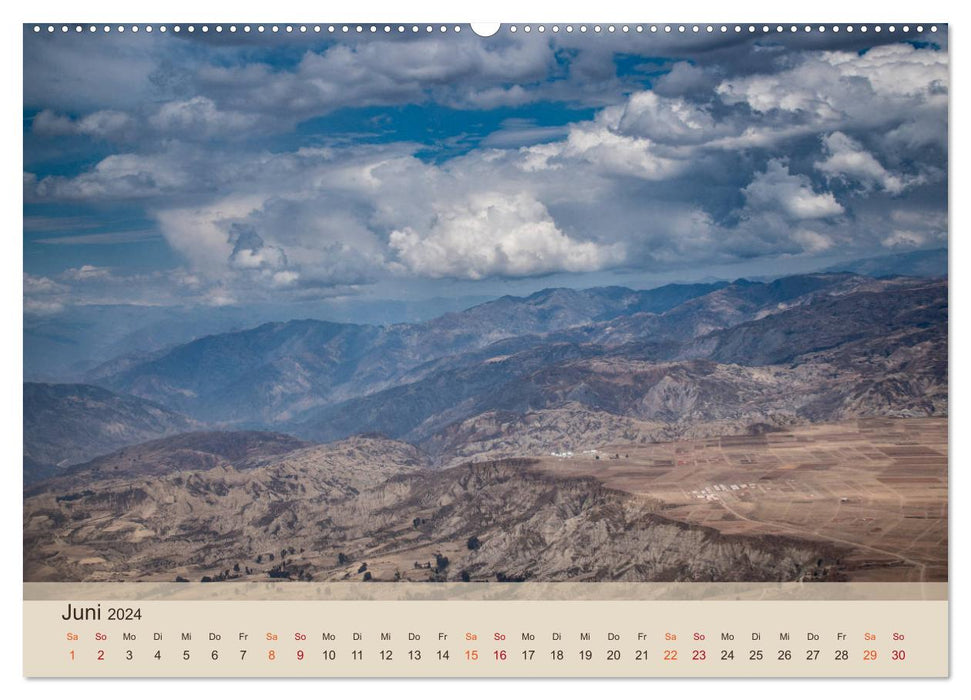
[532,418,948,582]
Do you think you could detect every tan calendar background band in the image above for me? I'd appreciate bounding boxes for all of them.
[24,583,949,677]
[24,598,947,677]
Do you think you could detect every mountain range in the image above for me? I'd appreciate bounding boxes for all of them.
[299,276,945,457]
[87,280,729,424]
[24,271,947,479]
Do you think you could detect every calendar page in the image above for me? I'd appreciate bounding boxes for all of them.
[22,21,948,679]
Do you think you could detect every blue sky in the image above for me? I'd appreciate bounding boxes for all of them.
[24,26,948,320]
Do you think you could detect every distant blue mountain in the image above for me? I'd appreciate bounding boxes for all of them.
[90,281,728,424]
[23,382,199,483]
[822,248,946,278]
[86,272,945,433]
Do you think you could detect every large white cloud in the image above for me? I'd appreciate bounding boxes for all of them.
[389,192,624,279]
[518,103,688,181]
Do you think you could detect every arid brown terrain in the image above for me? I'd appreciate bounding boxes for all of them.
[23,418,945,584]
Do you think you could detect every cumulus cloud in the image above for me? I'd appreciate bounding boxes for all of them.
[150,96,260,137]
[518,104,688,181]
[716,43,947,147]
[194,35,557,119]
[23,299,66,315]
[564,125,686,180]
[27,152,194,200]
[791,229,835,253]
[615,92,728,146]
[815,131,918,195]
[389,193,624,279]
[32,109,135,139]
[153,195,264,276]
[742,159,844,220]
[30,99,261,145]
[24,271,70,314]
[145,159,394,295]
[228,224,289,271]
[23,273,68,296]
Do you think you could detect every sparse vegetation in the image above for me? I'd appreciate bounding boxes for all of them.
[268,565,290,579]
